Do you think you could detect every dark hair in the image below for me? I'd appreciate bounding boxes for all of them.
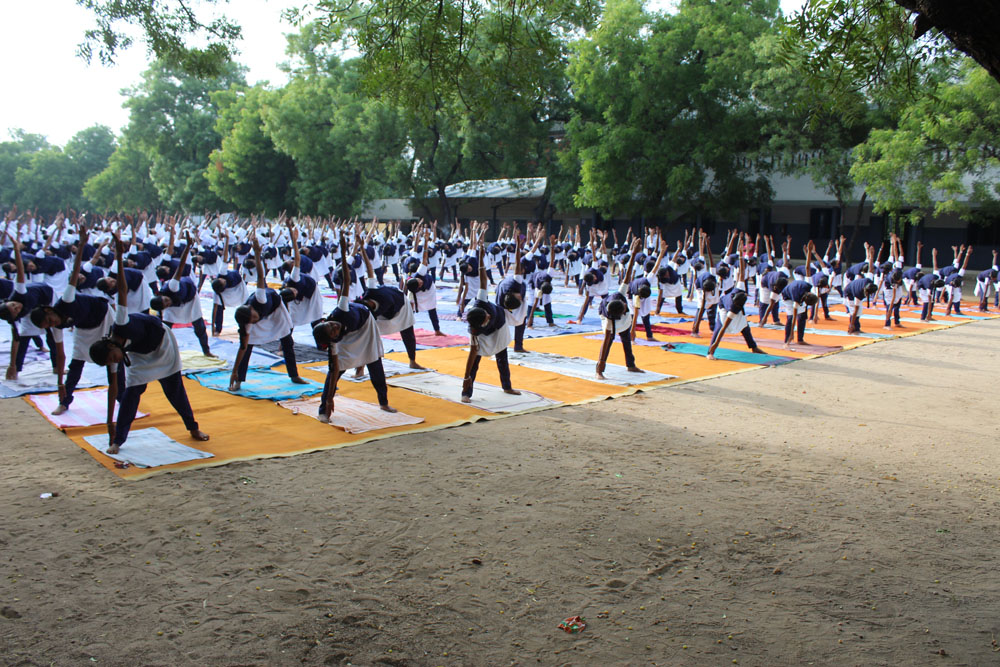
[803,292,819,306]
[863,283,878,296]
[716,265,730,279]
[149,296,166,312]
[933,278,945,289]
[405,277,421,293]
[657,267,671,283]
[155,265,171,281]
[466,306,487,329]
[30,305,53,327]
[701,277,717,293]
[96,277,113,294]
[606,298,626,319]
[567,251,579,262]
[643,259,656,274]
[890,269,903,284]
[501,292,521,310]
[951,276,963,287]
[459,261,471,275]
[89,338,115,366]
[243,258,256,271]
[405,259,420,273]
[541,282,553,295]
[731,292,748,311]
[584,272,597,285]
[773,277,789,293]
[817,275,829,288]
[280,288,296,304]
[234,305,252,330]
[637,284,652,299]
[211,278,227,294]
[747,256,758,267]
[312,322,333,349]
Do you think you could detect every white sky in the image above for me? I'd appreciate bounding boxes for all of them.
[1,0,806,147]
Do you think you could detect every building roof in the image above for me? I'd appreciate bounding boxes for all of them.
[430,178,548,200]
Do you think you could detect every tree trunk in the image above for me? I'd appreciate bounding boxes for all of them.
[844,191,868,265]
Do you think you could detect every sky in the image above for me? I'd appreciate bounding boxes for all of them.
[1,0,806,147]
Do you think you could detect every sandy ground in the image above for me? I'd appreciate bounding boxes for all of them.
[2,320,999,666]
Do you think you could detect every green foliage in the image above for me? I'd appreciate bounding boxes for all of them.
[851,63,1000,222]
[76,0,241,77]
[1,126,115,214]
[83,135,162,211]
[782,0,957,118]
[262,45,410,215]
[207,86,298,216]
[565,0,779,220]
[121,60,246,211]
[305,0,599,121]
[0,131,51,208]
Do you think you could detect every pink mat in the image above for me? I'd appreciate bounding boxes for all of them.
[385,328,468,347]
[28,390,148,429]
[724,336,843,355]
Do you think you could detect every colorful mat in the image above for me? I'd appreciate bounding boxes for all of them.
[193,368,324,401]
[28,389,147,429]
[662,342,797,366]
[277,396,425,434]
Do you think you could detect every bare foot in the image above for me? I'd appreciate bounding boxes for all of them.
[751,347,766,354]
[883,325,892,330]
[352,369,364,378]
[627,366,644,373]
[706,354,716,361]
[434,330,447,336]
[595,372,606,380]
[824,316,835,321]
[106,443,120,455]
[380,404,398,413]
[204,352,218,358]
[52,405,69,416]
[229,381,241,392]
[190,429,210,441]
[408,360,427,370]
[503,388,522,395]
[290,376,309,384]
[461,395,472,403]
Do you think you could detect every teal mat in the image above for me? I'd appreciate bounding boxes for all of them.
[193,368,324,401]
[662,342,797,366]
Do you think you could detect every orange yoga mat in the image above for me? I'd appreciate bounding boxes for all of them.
[22,297,998,480]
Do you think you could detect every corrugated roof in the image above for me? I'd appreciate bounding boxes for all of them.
[430,178,548,200]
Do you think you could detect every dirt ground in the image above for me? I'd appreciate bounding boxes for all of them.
[1,320,999,666]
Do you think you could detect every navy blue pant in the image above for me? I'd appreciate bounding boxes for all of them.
[614,331,636,367]
[514,323,526,350]
[705,304,718,332]
[375,266,386,286]
[319,358,389,413]
[165,318,212,355]
[463,348,512,398]
[15,330,58,372]
[426,308,441,333]
[785,311,807,343]
[399,326,418,361]
[236,334,298,381]
[543,303,554,325]
[61,358,125,407]
[884,301,901,326]
[212,304,224,334]
[641,314,652,338]
[114,371,198,446]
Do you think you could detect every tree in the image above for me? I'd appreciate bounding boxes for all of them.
[83,135,163,211]
[261,32,410,215]
[206,86,298,215]
[565,0,778,223]
[0,130,50,208]
[121,60,246,211]
[76,0,241,76]
[850,63,1000,225]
